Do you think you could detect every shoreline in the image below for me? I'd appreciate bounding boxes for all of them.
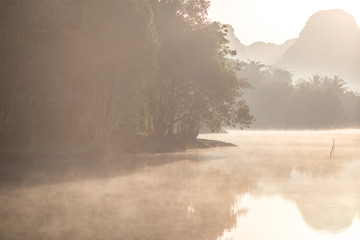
[0,137,235,190]
[84,135,236,156]
[0,135,235,156]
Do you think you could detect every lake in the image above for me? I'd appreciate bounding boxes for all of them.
[0,130,359,240]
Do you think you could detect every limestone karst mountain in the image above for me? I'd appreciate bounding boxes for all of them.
[280,9,360,89]
[225,9,360,91]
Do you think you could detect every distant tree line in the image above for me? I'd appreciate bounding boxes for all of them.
[240,60,360,129]
[0,0,252,151]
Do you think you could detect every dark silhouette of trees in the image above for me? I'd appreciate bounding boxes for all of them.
[289,76,345,128]
[240,62,294,128]
[239,60,360,129]
[71,0,158,142]
[0,0,253,151]
[142,0,253,139]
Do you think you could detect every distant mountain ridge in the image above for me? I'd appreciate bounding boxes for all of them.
[226,9,360,91]
[225,25,295,65]
[246,39,296,65]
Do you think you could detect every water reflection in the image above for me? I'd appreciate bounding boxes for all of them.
[220,194,360,240]
[286,163,360,234]
[0,130,359,239]
[203,130,360,239]
[0,155,247,240]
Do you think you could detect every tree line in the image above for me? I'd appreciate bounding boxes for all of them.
[240,60,360,129]
[0,0,253,151]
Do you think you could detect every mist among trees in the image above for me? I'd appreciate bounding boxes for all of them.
[240,60,360,129]
[0,0,253,151]
[1,0,360,153]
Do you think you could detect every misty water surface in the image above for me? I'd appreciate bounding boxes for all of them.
[202,130,360,239]
[1,130,360,240]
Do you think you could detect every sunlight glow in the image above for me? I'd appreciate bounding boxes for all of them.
[219,194,360,240]
[208,0,360,45]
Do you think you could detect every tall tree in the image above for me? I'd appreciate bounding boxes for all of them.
[0,0,159,148]
[147,0,252,139]
[71,0,158,141]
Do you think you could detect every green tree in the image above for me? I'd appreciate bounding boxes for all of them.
[0,0,159,149]
[0,0,253,150]
[290,76,346,128]
[71,0,158,142]
[0,0,84,147]
[146,0,252,139]
[240,62,293,128]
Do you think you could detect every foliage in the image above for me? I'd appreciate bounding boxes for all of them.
[0,0,252,150]
[240,61,360,129]
[145,0,252,139]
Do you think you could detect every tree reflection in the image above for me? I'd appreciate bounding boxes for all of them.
[200,130,360,235]
[0,155,249,240]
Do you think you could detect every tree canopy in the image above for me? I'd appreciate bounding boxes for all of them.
[0,0,253,151]
[240,61,360,129]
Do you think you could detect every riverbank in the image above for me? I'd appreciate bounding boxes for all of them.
[0,135,235,190]
[83,134,236,156]
[0,134,235,157]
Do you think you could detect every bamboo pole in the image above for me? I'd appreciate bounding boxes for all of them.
[330,138,335,158]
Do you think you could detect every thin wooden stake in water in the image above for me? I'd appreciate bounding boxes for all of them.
[330,138,335,158]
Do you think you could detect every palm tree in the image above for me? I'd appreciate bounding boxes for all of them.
[308,74,323,89]
[328,75,348,95]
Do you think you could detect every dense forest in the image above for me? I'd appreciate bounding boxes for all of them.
[1,0,359,153]
[0,0,253,152]
[240,61,360,129]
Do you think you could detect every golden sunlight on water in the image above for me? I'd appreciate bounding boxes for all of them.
[220,194,360,240]
[200,130,360,240]
[0,130,359,239]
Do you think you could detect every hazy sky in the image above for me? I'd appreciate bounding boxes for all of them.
[208,0,360,45]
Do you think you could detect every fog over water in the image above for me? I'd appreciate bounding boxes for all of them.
[1,130,359,240]
[202,130,360,239]
[1,2,359,239]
